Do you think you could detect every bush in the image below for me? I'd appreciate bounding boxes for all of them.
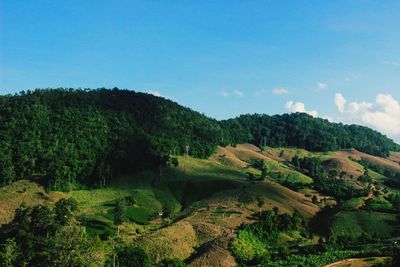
[230,229,268,262]
[116,246,151,267]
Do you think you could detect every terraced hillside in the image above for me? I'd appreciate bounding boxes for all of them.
[1,143,400,266]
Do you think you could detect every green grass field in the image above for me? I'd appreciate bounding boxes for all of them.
[342,197,365,210]
[366,195,393,211]
[64,156,247,235]
[329,210,400,239]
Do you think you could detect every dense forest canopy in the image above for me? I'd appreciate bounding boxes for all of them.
[0,88,398,189]
[221,113,399,157]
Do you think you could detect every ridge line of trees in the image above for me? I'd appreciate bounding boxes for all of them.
[0,88,398,189]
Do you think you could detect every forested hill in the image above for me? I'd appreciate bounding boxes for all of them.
[0,88,398,189]
[221,113,400,157]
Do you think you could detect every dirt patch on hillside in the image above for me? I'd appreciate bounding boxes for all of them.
[253,180,319,218]
[224,144,274,163]
[212,144,286,170]
[193,222,225,244]
[188,233,236,267]
[322,157,364,179]
[337,149,400,173]
[264,147,314,162]
[388,152,400,164]
[135,221,197,263]
[0,180,68,225]
[211,146,248,169]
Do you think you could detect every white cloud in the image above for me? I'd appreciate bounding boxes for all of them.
[285,101,318,117]
[272,88,289,95]
[333,93,400,143]
[347,101,372,114]
[148,90,162,97]
[219,91,229,97]
[234,90,244,97]
[334,93,346,113]
[317,82,327,91]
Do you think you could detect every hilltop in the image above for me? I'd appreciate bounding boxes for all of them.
[0,88,398,190]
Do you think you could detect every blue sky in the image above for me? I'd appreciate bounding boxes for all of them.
[1,1,400,141]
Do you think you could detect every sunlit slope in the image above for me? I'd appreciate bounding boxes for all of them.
[264,146,396,181]
[0,180,67,224]
[211,144,313,185]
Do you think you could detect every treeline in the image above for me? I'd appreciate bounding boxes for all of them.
[0,88,398,189]
[221,113,399,157]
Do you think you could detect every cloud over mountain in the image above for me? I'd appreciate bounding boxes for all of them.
[334,93,400,143]
[286,101,318,117]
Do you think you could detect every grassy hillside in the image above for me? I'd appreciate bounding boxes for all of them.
[2,143,400,266]
[0,180,66,225]
[329,210,400,239]
[213,144,314,186]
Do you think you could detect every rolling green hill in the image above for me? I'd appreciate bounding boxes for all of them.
[0,88,398,191]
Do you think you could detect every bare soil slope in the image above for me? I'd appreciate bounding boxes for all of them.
[337,149,400,173]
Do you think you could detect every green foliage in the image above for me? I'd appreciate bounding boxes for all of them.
[357,159,400,190]
[230,208,305,264]
[0,88,223,188]
[312,195,318,204]
[124,206,150,225]
[0,201,110,266]
[366,195,393,211]
[329,211,399,241]
[116,246,151,267]
[230,229,268,262]
[0,239,19,267]
[48,226,110,266]
[387,193,400,212]
[54,198,78,225]
[113,199,125,225]
[158,258,186,267]
[293,156,368,200]
[221,113,399,157]
[342,197,365,210]
[0,89,398,189]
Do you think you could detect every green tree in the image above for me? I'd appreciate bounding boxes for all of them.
[0,239,19,267]
[114,199,125,226]
[54,198,78,225]
[116,246,151,267]
[260,161,268,179]
[257,197,265,216]
[48,226,110,266]
[292,155,300,169]
[312,195,318,204]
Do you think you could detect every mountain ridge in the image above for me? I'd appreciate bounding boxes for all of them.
[0,88,398,189]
